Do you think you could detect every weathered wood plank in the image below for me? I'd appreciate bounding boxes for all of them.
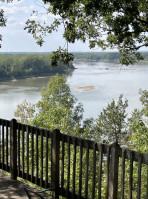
[78,140,83,199]
[92,143,96,199]
[121,149,125,199]
[45,130,48,188]
[137,155,142,199]
[31,126,34,183]
[40,129,43,187]
[72,138,76,199]
[98,144,103,199]
[67,137,70,198]
[85,143,89,199]
[129,152,133,199]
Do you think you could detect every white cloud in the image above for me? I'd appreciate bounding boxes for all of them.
[8,20,25,26]
[1,5,35,14]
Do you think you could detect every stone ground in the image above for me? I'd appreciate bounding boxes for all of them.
[0,170,52,199]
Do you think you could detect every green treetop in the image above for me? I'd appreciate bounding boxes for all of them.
[95,95,128,145]
[15,74,84,135]
[128,89,148,153]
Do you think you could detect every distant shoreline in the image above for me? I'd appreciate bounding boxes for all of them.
[0,68,75,82]
[0,54,75,82]
[0,52,147,82]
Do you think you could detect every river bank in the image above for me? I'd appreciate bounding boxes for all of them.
[0,54,75,82]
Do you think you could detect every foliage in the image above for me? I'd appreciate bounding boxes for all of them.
[139,88,148,116]
[50,47,74,66]
[24,0,148,65]
[33,74,84,134]
[15,74,84,136]
[14,99,35,125]
[0,54,74,80]
[128,89,148,153]
[0,0,17,47]
[128,109,148,153]
[0,4,6,48]
[128,90,148,199]
[95,95,128,144]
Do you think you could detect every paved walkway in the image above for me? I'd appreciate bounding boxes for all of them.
[0,170,52,199]
[0,170,28,199]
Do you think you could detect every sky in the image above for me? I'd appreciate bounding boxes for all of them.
[0,0,96,52]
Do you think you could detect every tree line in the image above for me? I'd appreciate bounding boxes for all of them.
[0,54,74,80]
[73,52,148,63]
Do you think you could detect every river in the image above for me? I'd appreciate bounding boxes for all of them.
[0,62,148,120]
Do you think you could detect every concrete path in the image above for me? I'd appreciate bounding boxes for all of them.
[0,170,52,199]
[0,170,28,199]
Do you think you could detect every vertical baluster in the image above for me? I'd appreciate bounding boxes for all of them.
[45,130,48,188]
[146,165,148,198]
[67,136,70,198]
[78,140,83,199]
[92,143,96,199]
[49,133,52,184]
[72,138,76,199]
[27,126,29,181]
[121,149,125,199]
[0,124,1,166]
[61,136,65,195]
[36,129,39,185]
[22,125,25,179]
[6,121,9,171]
[10,119,17,180]
[105,146,110,199]
[40,129,43,187]
[50,134,53,184]
[51,129,60,199]
[98,144,103,199]
[18,124,20,176]
[31,127,34,183]
[137,155,142,199]
[2,120,4,169]
[85,142,89,199]
[129,152,133,199]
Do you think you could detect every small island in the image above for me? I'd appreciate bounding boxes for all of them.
[75,86,95,91]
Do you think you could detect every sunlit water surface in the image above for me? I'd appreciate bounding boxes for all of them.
[0,62,148,120]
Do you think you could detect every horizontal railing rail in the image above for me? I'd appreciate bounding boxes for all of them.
[0,118,148,199]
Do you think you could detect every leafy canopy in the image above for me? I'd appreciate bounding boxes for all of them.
[15,74,84,135]
[24,0,148,65]
[128,89,148,153]
[95,94,128,144]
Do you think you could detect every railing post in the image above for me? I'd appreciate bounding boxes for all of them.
[108,142,120,199]
[10,119,17,180]
[51,129,60,199]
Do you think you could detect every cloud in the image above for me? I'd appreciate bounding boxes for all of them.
[7,20,25,26]
[1,5,35,14]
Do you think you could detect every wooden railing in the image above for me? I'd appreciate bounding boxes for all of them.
[0,118,148,199]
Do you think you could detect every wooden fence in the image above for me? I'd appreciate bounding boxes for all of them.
[0,118,148,199]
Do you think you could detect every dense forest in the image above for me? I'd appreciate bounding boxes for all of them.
[0,54,74,80]
[73,52,148,63]
[0,52,148,80]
